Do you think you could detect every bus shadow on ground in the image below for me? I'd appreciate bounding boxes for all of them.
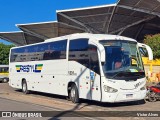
[15,89,146,108]
[14,89,146,119]
[80,99,146,107]
[15,89,66,101]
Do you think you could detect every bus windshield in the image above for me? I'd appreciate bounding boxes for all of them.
[100,40,145,80]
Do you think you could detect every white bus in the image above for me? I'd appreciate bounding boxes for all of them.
[9,33,153,103]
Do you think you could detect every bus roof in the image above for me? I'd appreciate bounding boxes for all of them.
[45,33,137,42]
[11,33,137,49]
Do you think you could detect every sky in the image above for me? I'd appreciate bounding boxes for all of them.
[0,0,117,44]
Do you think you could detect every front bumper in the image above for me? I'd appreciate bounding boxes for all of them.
[102,90,146,103]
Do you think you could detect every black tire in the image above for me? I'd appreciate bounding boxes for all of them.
[148,92,156,102]
[22,80,29,94]
[69,84,79,103]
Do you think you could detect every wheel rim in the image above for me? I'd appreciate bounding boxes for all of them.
[149,92,156,101]
[71,88,75,99]
[3,79,7,82]
[22,83,27,92]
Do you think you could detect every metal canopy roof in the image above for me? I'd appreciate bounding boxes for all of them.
[57,4,116,33]
[17,21,84,40]
[118,0,160,15]
[0,21,84,45]
[115,0,160,41]
[119,16,160,42]
[1,0,160,45]
[57,0,160,41]
[0,31,43,46]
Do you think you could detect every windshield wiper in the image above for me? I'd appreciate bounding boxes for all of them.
[110,71,126,79]
[109,71,144,80]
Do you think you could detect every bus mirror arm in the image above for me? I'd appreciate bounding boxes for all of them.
[98,47,106,63]
[138,43,153,60]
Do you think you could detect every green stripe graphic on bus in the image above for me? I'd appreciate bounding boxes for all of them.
[16,64,43,73]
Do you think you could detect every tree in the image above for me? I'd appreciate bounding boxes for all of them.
[0,43,15,64]
[144,34,160,59]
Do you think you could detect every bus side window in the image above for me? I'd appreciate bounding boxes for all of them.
[69,38,89,68]
[89,45,100,75]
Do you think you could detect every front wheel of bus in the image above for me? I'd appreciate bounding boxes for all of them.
[22,80,29,94]
[70,84,79,103]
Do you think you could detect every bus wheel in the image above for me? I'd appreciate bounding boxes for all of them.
[22,80,29,94]
[148,92,156,102]
[70,84,79,103]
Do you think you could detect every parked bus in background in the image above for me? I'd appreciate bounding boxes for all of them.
[0,65,9,83]
[9,33,153,103]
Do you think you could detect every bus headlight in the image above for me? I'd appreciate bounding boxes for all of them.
[103,85,118,93]
[140,85,146,90]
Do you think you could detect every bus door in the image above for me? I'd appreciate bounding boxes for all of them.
[68,39,101,101]
[89,45,101,101]
[68,38,91,100]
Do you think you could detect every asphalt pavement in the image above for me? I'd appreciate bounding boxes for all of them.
[0,83,160,120]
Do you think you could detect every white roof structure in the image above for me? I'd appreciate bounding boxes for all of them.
[17,21,84,39]
[0,31,43,45]
[0,0,160,45]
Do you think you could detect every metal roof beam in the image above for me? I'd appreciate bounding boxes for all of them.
[71,12,112,19]
[17,26,48,40]
[118,5,160,17]
[111,16,155,35]
[134,0,143,7]
[22,33,27,45]
[146,23,160,29]
[135,24,145,39]
[104,6,117,33]
[58,12,92,33]
[59,22,85,31]
[84,21,106,25]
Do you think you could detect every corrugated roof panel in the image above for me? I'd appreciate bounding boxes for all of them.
[0,32,26,45]
[64,6,114,17]
[17,22,84,39]
[24,33,44,44]
[0,32,43,45]
[118,0,139,6]
[118,0,160,14]
[57,5,115,33]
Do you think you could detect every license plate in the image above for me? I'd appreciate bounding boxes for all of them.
[126,94,133,98]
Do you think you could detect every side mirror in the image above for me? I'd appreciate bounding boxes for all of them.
[138,43,153,60]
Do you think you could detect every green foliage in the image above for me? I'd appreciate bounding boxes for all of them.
[0,43,15,65]
[144,34,160,59]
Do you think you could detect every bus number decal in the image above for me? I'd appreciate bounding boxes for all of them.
[68,71,77,76]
